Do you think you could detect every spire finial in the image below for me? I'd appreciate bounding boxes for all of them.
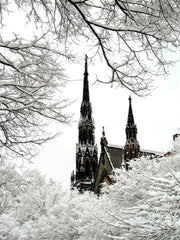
[85,54,88,63]
[101,126,108,149]
[84,54,88,75]
[102,126,105,137]
[129,95,131,102]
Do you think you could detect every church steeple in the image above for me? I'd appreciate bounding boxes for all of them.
[71,56,98,192]
[79,56,94,144]
[80,56,92,124]
[82,55,89,102]
[126,96,137,140]
[124,96,140,169]
[127,96,135,127]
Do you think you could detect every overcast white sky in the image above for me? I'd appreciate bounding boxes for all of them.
[32,57,180,188]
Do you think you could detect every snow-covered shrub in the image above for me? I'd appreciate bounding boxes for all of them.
[0,138,179,239]
[0,162,79,240]
[78,138,180,240]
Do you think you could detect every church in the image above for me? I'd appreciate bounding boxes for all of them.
[71,57,160,193]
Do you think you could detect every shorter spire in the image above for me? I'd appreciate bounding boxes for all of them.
[127,96,134,126]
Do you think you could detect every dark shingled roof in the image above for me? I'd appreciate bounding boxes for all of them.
[106,145,162,168]
[106,145,124,168]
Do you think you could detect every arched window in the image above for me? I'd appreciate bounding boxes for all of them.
[85,160,90,177]
[79,128,82,143]
[89,129,92,143]
[92,161,97,177]
[83,129,86,144]
[80,166,85,179]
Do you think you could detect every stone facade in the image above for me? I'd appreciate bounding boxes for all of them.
[71,56,98,192]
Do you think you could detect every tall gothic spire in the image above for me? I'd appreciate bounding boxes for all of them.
[82,55,90,102]
[71,56,98,192]
[80,55,92,121]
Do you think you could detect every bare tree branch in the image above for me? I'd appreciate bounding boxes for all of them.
[0,0,180,159]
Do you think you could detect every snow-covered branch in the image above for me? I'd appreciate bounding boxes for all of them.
[0,33,72,159]
[1,0,180,96]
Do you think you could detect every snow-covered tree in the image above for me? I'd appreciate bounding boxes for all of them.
[0,3,72,160]
[2,1,180,95]
[77,138,180,240]
[0,161,79,240]
[0,138,179,239]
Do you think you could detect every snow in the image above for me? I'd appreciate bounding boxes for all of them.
[0,137,179,240]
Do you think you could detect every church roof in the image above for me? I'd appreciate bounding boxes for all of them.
[106,144,124,168]
[105,144,162,169]
[140,148,163,157]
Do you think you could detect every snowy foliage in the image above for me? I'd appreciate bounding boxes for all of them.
[0,138,180,239]
[0,162,79,240]
[1,1,180,158]
[78,138,180,240]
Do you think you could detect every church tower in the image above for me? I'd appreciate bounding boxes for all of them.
[124,96,140,170]
[71,56,98,192]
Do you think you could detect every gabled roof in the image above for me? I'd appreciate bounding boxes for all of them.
[106,144,124,168]
[140,148,163,157]
[105,144,163,168]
